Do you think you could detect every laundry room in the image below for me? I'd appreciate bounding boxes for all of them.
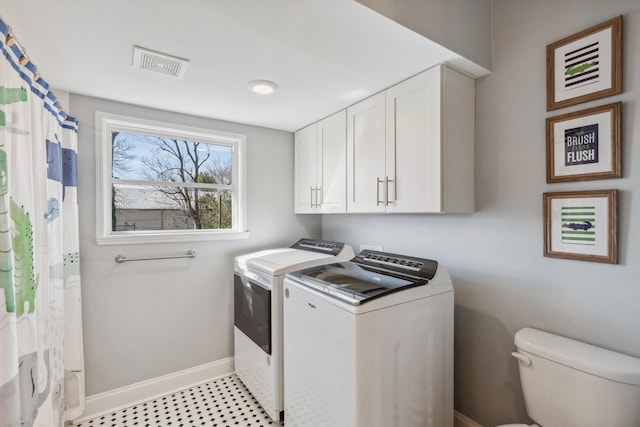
[1,1,639,427]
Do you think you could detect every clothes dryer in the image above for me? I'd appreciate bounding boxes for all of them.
[234,238,354,422]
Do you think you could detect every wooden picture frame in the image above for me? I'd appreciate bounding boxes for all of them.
[543,189,617,264]
[547,16,622,111]
[546,102,621,183]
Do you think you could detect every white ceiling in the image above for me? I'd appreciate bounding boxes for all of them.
[1,0,470,132]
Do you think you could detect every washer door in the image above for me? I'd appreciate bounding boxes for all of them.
[234,273,271,354]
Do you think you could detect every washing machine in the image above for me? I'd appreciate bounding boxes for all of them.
[233,238,354,422]
[283,250,454,427]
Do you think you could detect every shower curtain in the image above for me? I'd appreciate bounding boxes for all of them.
[0,18,85,426]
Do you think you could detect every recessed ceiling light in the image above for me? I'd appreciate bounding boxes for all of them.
[249,80,278,95]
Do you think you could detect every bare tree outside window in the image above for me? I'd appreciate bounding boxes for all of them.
[111,132,234,231]
[111,131,136,178]
[96,112,246,244]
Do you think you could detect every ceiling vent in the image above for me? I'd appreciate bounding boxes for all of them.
[132,46,189,79]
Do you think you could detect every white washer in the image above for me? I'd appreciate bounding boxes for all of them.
[233,239,354,422]
[283,250,454,427]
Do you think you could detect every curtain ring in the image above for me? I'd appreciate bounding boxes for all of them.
[5,33,16,46]
[19,54,28,66]
[33,72,41,82]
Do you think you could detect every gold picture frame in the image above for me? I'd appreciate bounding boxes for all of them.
[543,190,617,264]
[547,16,622,111]
[546,102,621,183]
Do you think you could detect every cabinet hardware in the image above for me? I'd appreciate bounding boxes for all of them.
[310,186,322,208]
[386,177,394,205]
[377,177,394,206]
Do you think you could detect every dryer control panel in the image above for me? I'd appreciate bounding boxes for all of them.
[290,238,346,256]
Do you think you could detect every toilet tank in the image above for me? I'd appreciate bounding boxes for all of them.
[513,328,640,427]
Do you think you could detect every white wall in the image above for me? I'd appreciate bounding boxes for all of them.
[70,94,321,396]
[323,1,640,425]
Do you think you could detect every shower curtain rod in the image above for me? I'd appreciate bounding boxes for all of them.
[2,19,40,81]
[115,250,197,263]
[1,16,76,125]
[3,24,27,59]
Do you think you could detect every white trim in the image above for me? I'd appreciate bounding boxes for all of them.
[96,230,250,245]
[74,358,234,423]
[455,410,484,427]
[94,111,248,245]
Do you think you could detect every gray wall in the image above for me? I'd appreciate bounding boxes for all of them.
[323,1,640,425]
[356,0,492,72]
[70,94,321,396]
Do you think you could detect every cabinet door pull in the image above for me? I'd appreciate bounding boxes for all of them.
[310,187,315,208]
[386,177,394,205]
[316,186,322,208]
[376,177,384,206]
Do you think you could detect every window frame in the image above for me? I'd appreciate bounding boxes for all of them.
[95,112,248,245]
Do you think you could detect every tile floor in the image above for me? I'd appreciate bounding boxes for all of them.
[73,374,281,427]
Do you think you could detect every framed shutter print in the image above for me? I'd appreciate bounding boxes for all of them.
[546,102,621,183]
[546,16,622,111]
[543,190,617,264]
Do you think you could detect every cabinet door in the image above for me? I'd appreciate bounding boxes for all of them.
[385,66,443,213]
[294,123,318,213]
[318,110,347,213]
[346,92,386,213]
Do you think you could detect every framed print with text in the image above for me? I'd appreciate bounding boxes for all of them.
[546,102,621,183]
[543,190,617,264]
[547,16,622,111]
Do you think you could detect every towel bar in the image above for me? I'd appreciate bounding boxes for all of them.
[115,250,196,263]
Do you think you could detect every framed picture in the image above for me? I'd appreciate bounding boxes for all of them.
[547,16,622,111]
[543,189,617,264]
[546,102,621,183]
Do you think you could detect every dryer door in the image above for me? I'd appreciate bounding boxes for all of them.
[234,273,272,354]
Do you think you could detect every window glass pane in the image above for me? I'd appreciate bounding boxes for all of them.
[112,132,233,185]
[113,184,233,231]
[96,112,246,243]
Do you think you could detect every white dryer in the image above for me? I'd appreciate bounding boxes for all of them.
[283,250,454,427]
[233,239,354,422]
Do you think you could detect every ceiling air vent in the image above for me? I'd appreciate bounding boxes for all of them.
[132,46,189,79]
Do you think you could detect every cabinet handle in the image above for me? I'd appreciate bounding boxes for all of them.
[310,187,315,208]
[386,177,394,205]
[316,187,322,208]
[376,177,384,206]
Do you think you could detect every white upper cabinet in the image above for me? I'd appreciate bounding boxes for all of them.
[347,64,475,214]
[346,92,387,213]
[294,123,318,213]
[294,110,347,213]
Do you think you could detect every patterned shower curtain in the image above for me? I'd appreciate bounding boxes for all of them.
[0,18,85,426]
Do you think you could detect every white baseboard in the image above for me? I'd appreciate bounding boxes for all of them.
[455,410,484,427]
[75,357,234,423]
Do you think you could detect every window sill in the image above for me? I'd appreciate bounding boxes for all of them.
[96,230,250,246]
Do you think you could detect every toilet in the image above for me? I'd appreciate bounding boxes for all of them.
[498,327,640,427]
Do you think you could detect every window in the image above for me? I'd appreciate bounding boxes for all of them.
[96,112,248,245]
